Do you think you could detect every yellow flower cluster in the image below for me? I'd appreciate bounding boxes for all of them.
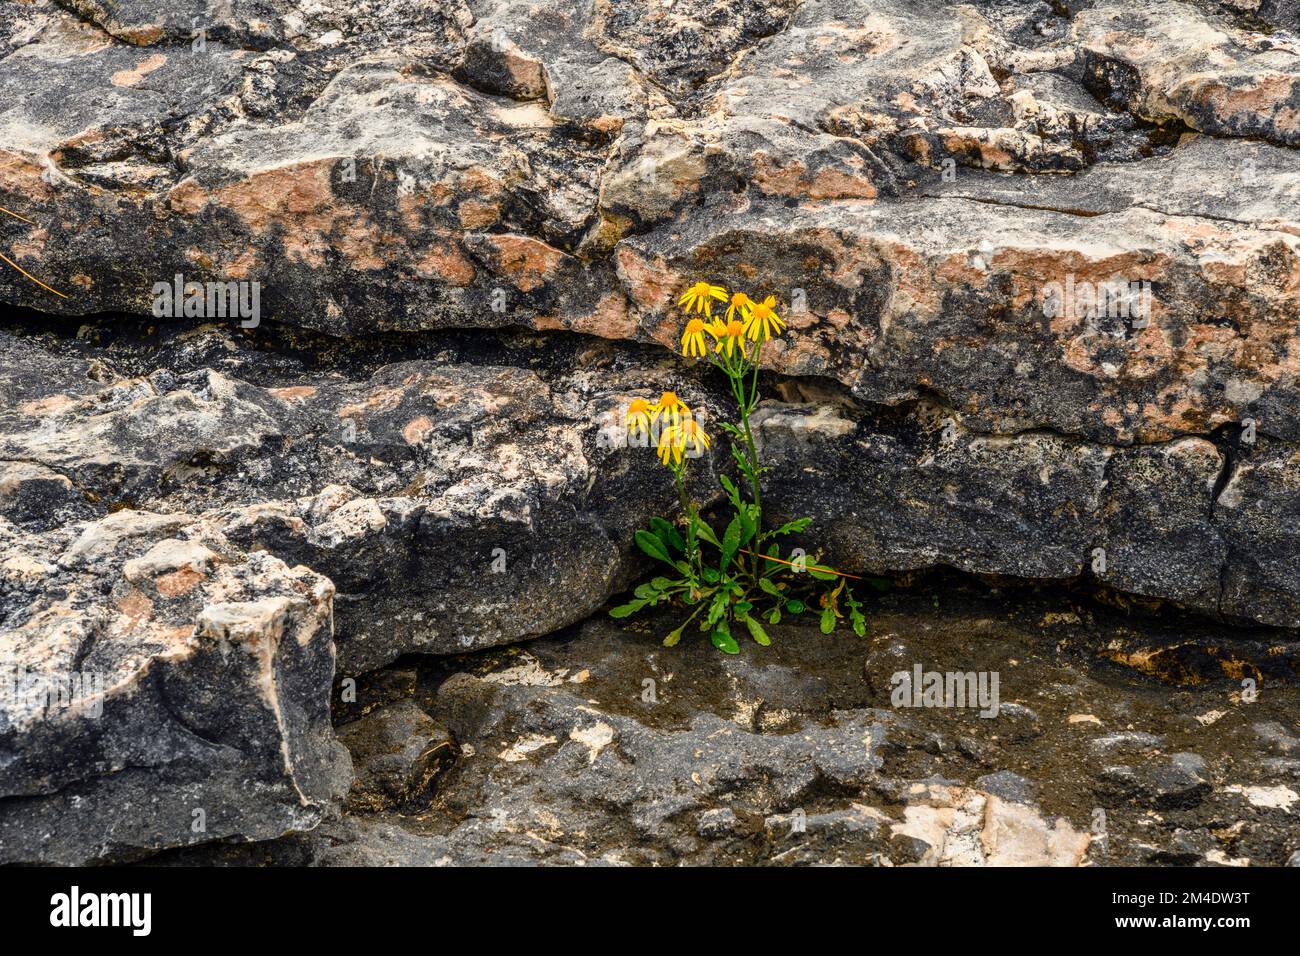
[626,391,711,469]
[622,282,785,470]
[677,282,785,357]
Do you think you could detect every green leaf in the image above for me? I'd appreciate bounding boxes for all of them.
[808,566,839,582]
[651,576,676,591]
[770,517,812,537]
[634,583,658,600]
[742,614,771,646]
[692,519,722,549]
[765,607,781,625]
[758,578,783,598]
[634,530,674,565]
[734,601,753,615]
[738,504,757,548]
[785,599,806,615]
[718,474,744,510]
[730,444,754,479]
[702,567,720,584]
[650,517,685,554]
[663,619,689,647]
[849,605,867,638]
[706,592,729,629]
[720,515,743,570]
[820,604,836,634]
[610,598,648,619]
[711,621,740,655]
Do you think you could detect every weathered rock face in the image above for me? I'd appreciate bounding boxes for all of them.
[0,322,731,674]
[152,586,1300,867]
[3,0,1300,866]
[753,395,1300,628]
[2,2,1299,634]
[3,0,1298,450]
[0,507,350,864]
[4,315,1299,672]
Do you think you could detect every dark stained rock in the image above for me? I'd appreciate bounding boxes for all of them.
[0,509,351,864]
[3,0,1300,868]
[152,586,1300,866]
[2,0,1297,463]
[335,700,454,813]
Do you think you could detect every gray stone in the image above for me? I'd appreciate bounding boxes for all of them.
[335,700,453,813]
[0,510,351,864]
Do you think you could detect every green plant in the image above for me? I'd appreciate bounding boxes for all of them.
[611,281,867,653]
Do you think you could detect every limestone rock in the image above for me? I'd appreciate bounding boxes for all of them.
[0,509,351,864]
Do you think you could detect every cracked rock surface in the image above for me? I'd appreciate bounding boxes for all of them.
[2,0,1300,863]
[153,585,1300,866]
[0,506,350,864]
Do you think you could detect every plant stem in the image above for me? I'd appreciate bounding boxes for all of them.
[674,469,701,588]
[737,339,766,582]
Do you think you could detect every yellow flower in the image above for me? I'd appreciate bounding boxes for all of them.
[678,417,710,458]
[744,295,785,342]
[650,391,691,429]
[678,281,728,317]
[657,418,710,467]
[725,292,753,323]
[714,318,746,359]
[656,427,678,467]
[681,318,708,358]
[626,398,652,440]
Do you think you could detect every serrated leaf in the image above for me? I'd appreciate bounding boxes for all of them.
[850,606,867,638]
[706,592,728,629]
[771,517,813,537]
[730,444,756,482]
[718,422,744,440]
